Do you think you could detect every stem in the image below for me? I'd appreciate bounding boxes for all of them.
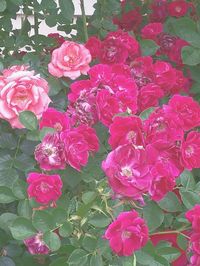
[150,227,191,240]
[33,0,39,35]
[80,0,88,42]
[9,136,22,169]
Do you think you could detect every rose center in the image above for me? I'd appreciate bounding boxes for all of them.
[185,145,194,157]
[39,182,52,193]
[121,167,132,177]
[175,6,182,13]
[54,122,63,131]
[122,230,132,239]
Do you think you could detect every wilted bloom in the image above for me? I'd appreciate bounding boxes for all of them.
[34,133,65,171]
[24,232,50,255]
[48,40,91,80]
[27,172,63,205]
[104,210,148,256]
[0,65,51,128]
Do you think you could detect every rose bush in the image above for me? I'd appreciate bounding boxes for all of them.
[0,0,200,265]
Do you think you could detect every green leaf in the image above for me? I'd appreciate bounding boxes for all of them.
[177,234,188,250]
[32,211,54,233]
[59,0,74,21]
[182,46,200,66]
[0,169,18,187]
[0,0,6,12]
[59,221,73,237]
[3,244,23,258]
[158,192,182,212]
[143,202,164,232]
[39,127,55,140]
[0,186,16,203]
[82,235,97,252]
[17,200,32,218]
[140,39,159,56]
[68,249,88,266]
[49,257,68,266]
[157,247,180,262]
[12,179,27,199]
[43,232,61,251]
[19,111,38,131]
[0,133,17,150]
[10,217,36,240]
[180,189,200,209]
[0,257,15,266]
[180,170,196,190]
[90,254,103,266]
[140,107,155,120]
[0,213,17,233]
[82,191,97,204]
[88,213,111,228]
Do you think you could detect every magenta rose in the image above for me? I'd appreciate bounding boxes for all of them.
[141,22,163,41]
[24,233,50,255]
[0,65,51,128]
[104,210,148,256]
[27,172,63,205]
[39,107,71,132]
[60,129,89,171]
[168,0,190,18]
[34,133,66,171]
[102,144,151,202]
[108,116,144,149]
[48,40,91,80]
[181,131,200,170]
[186,205,200,232]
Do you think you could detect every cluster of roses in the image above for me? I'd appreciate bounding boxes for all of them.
[113,0,195,32]
[66,31,189,129]
[186,205,200,265]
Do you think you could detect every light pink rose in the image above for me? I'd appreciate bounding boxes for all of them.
[48,41,91,80]
[0,65,51,128]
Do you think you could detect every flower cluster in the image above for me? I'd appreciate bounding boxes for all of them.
[186,205,200,265]
[141,22,189,65]
[102,94,200,203]
[66,55,189,127]
[35,108,99,171]
[0,65,51,128]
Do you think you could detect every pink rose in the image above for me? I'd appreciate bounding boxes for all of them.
[27,172,63,205]
[164,95,200,131]
[186,205,200,232]
[168,0,190,18]
[141,23,163,41]
[39,107,71,132]
[60,129,89,171]
[149,163,176,201]
[144,108,184,144]
[34,133,66,171]
[0,65,51,128]
[146,140,183,177]
[138,83,164,112]
[102,144,151,202]
[108,116,144,149]
[48,40,92,80]
[24,233,50,255]
[76,125,99,153]
[181,131,200,170]
[104,210,148,256]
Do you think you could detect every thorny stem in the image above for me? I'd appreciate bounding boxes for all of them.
[80,0,88,42]
[150,226,191,240]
